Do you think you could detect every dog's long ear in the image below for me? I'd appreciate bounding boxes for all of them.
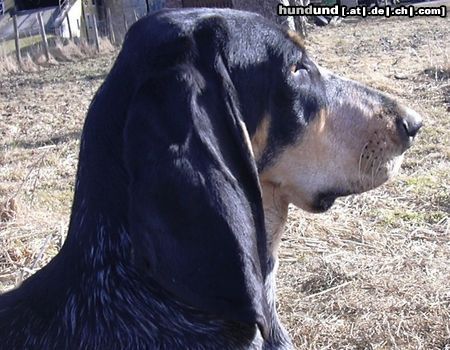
[124,18,269,335]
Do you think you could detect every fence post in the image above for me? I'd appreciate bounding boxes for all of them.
[37,12,50,62]
[83,12,90,44]
[65,13,73,39]
[106,8,115,45]
[92,13,100,52]
[12,14,22,66]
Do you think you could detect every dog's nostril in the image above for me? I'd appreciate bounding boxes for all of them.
[397,108,423,143]
[401,118,422,138]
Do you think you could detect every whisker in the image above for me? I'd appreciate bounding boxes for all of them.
[374,156,384,180]
[358,142,369,188]
[362,152,375,189]
[371,157,377,188]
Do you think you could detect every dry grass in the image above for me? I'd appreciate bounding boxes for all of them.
[0,15,449,350]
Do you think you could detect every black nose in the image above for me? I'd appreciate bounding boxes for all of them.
[397,108,423,146]
[400,117,422,138]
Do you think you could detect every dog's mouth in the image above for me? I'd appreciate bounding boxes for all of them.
[311,190,352,213]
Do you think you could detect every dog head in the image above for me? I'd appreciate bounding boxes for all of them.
[76,8,421,339]
[246,31,422,213]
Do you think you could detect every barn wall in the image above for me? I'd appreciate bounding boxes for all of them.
[232,0,292,27]
[181,0,232,7]
[58,0,82,38]
[1,0,15,14]
[103,0,165,42]
[166,0,181,7]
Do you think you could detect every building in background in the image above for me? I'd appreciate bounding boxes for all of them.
[0,0,166,43]
[0,0,15,15]
[83,0,165,43]
[0,0,83,41]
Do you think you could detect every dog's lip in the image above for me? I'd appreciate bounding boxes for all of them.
[311,190,352,213]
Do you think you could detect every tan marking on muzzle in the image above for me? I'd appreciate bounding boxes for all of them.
[259,108,332,211]
[251,115,271,161]
[287,108,329,162]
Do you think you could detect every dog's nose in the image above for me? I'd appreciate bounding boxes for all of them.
[400,115,422,138]
[397,108,423,147]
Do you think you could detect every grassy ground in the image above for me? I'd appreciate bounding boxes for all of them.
[0,15,449,350]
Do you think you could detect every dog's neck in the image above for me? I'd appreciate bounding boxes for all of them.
[249,113,289,257]
[259,180,289,257]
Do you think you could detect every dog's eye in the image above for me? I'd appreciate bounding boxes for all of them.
[290,62,310,82]
[291,62,308,75]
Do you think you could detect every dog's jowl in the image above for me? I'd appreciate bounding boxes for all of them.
[0,8,421,350]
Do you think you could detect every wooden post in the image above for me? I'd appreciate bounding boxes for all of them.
[92,13,100,52]
[65,13,73,39]
[37,12,50,62]
[106,8,115,45]
[12,14,22,66]
[83,11,90,44]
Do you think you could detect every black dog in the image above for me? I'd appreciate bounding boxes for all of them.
[0,8,421,349]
